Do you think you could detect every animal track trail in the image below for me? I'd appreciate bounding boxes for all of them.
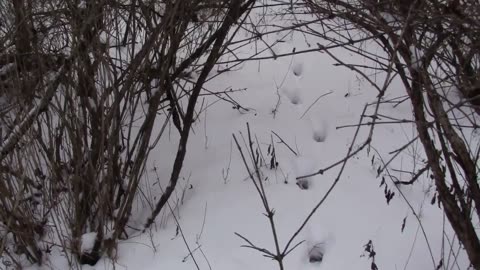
[281,60,305,105]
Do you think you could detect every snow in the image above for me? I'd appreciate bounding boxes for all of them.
[88,98,96,111]
[379,12,401,26]
[292,61,304,77]
[80,43,462,269]
[409,45,423,69]
[78,0,86,9]
[310,118,328,143]
[25,6,471,270]
[0,102,39,154]
[81,232,97,253]
[151,87,160,97]
[282,85,302,105]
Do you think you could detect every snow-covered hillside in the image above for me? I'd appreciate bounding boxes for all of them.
[28,4,471,270]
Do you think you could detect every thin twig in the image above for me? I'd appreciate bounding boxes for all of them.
[299,90,333,119]
[272,130,298,156]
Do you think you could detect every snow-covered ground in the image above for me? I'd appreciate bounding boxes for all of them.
[31,7,470,270]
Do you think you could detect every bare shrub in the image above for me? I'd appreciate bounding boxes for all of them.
[285,0,480,268]
[0,0,257,266]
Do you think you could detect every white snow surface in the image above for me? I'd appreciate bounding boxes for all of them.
[410,45,423,69]
[29,12,470,270]
[81,232,98,253]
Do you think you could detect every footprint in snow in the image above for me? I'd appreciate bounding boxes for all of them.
[304,226,334,265]
[308,242,325,263]
[282,87,302,105]
[311,118,329,143]
[292,156,316,190]
[292,61,304,77]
